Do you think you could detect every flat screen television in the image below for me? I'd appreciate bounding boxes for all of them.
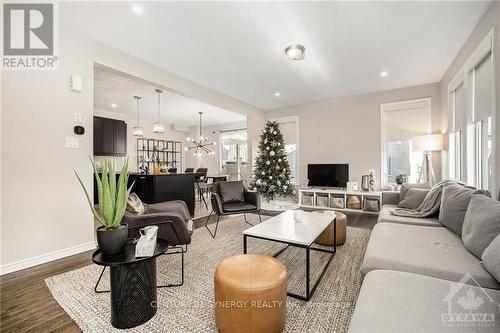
[307,164,349,188]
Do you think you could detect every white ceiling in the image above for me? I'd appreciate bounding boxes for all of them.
[63,1,491,110]
[94,66,246,127]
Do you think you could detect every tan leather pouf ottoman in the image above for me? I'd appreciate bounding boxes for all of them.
[214,254,287,333]
[313,211,347,246]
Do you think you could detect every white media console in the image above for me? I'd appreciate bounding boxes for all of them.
[299,188,383,215]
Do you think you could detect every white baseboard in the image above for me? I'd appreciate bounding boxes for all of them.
[0,241,96,276]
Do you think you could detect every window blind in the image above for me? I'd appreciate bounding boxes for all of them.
[454,83,466,131]
[474,53,493,122]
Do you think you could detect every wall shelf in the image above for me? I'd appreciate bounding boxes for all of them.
[137,138,182,172]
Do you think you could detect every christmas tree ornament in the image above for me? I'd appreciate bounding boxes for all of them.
[270,151,275,156]
[266,161,270,165]
[269,176,273,180]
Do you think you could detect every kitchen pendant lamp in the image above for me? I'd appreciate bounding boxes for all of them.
[153,89,165,133]
[133,96,144,137]
[185,112,215,156]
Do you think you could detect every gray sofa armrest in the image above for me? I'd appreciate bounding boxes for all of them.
[123,211,191,246]
[382,191,400,206]
[244,189,261,211]
[211,193,224,215]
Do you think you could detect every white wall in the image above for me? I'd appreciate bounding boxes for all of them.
[439,1,500,198]
[93,108,187,172]
[265,83,442,188]
[1,26,263,273]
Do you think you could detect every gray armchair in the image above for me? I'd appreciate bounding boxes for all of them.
[95,199,192,293]
[205,180,262,238]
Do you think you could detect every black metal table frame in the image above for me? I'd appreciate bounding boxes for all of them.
[243,218,336,302]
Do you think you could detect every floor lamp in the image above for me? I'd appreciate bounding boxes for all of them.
[411,134,443,185]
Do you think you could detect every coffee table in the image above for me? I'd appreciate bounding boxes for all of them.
[243,210,336,301]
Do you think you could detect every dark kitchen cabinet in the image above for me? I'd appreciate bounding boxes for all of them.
[93,116,127,156]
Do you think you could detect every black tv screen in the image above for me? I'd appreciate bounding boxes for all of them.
[307,164,349,187]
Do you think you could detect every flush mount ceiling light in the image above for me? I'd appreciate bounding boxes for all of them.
[284,44,305,61]
[274,92,281,97]
[153,89,165,133]
[380,71,389,77]
[111,103,117,108]
[185,112,216,157]
[132,5,143,14]
[132,96,144,137]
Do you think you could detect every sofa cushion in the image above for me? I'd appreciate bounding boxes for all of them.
[219,181,245,203]
[378,204,442,227]
[222,202,257,212]
[126,192,145,215]
[349,270,500,333]
[482,234,500,283]
[399,182,431,202]
[462,194,500,258]
[361,222,499,289]
[439,184,489,235]
[397,188,429,209]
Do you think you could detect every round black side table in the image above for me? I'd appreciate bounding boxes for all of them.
[92,238,169,329]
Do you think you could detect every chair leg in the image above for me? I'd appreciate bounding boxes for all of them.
[158,246,185,288]
[244,213,255,227]
[258,212,262,223]
[205,211,220,238]
[94,266,109,293]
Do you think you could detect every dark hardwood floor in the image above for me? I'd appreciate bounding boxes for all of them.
[0,212,376,332]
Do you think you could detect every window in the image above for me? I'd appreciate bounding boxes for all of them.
[476,118,493,190]
[219,129,247,168]
[381,98,431,187]
[449,131,463,180]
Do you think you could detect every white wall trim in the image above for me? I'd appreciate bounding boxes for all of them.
[0,241,96,276]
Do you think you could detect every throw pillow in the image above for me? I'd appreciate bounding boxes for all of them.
[219,181,245,203]
[126,192,145,215]
[399,183,431,202]
[462,194,500,258]
[397,188,429,209]
[482,234,500,283]
[439,183,490,235]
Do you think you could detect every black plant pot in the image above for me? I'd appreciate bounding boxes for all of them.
[96,224,128,258]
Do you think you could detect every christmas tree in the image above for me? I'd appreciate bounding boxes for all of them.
[251,121,293,201]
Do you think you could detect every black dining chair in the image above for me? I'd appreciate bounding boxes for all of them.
[168,168,177,174]
[184,168,194,173]
[194,168,209,209]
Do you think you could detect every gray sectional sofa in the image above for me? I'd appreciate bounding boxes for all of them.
[348,183,500,333]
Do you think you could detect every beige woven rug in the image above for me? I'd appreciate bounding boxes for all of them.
[46,214,370,332]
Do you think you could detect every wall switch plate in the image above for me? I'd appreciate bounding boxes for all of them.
[71,75,82,92]
[65,137,79,148]
[74,112,82,123]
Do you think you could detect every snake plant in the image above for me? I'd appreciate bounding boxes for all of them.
[75,157,134,230]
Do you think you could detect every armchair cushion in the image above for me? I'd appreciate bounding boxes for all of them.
[126,192,145,215]
[222,202,258,212]
[219,181,245,203]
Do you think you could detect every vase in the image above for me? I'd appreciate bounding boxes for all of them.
[361,175,370,191]
[96,224,128,258]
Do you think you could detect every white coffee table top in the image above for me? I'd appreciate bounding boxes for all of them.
[243,210,335,246]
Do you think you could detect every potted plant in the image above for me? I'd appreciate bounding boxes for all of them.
[75,158,133,257]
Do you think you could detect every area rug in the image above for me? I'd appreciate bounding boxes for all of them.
[46,214,370,332]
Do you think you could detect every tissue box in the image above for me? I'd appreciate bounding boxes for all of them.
[135,226,158,258]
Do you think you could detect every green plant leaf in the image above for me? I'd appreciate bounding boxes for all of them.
[90,157,103,210]
[109,160,116,213]
[112,158,131,227]
[74,170,104,225]
[100,160,114,228]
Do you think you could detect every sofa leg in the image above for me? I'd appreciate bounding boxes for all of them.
[205,211,220,238]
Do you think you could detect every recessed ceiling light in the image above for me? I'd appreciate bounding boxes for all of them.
[380,71,389,77]
[274,92,281,97]
[111,103,117,108]
[132,5,143,14]
[284,44,305,61]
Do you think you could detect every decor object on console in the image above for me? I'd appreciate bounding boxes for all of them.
[347,195,361,209]
[361,175,370,191]
[369,169,376,191]
[251,121,293,201]
[132,96,144,137]
[153,89,165,133]
[347,181,358,191]
[185,112,216,156]
[411,133,443,185]
[75,158,133,257]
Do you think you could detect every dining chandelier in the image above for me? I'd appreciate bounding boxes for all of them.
[185,112,215,156]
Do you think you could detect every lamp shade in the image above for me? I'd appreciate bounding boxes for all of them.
[411,134,443,152]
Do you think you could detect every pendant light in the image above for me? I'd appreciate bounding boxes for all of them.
[153,89,165,133]
[185,112,216,156]
[133,96,144,137]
